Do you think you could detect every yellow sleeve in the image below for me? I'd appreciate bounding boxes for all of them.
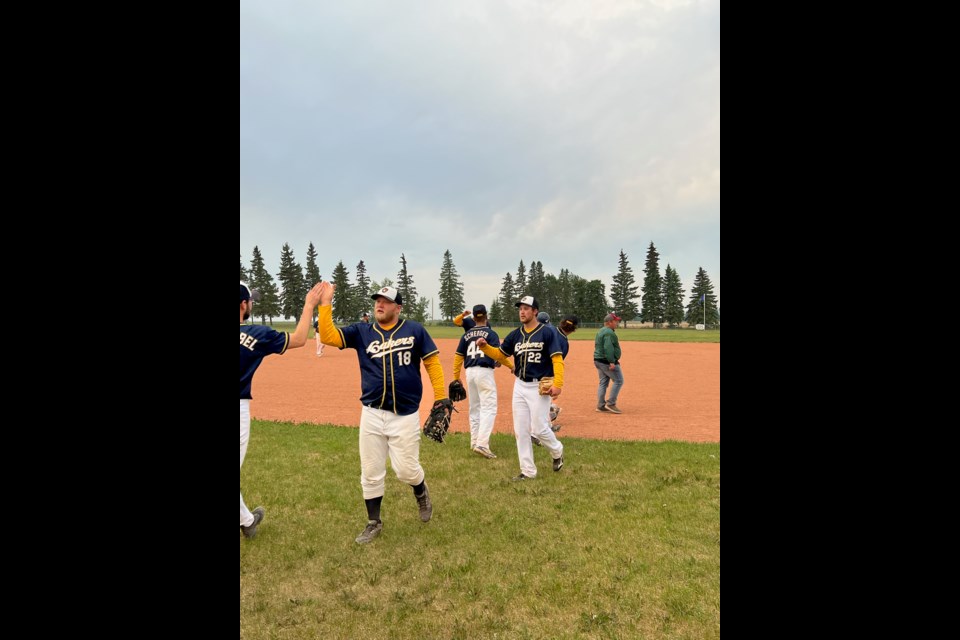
[317,305,346,348]
[452,353,464,381]
[423,354,446,401]
[479,344,513,368]
[551,354,564,388]
[453,312,464,327]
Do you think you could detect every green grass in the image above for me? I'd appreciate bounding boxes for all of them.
[241,422,720,639]
[259,322,720,343]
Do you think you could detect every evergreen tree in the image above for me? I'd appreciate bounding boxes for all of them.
[497,272,515,323]
[354,260,371,321]
[277,243,306,320]
[527,260,546,303]
[330,260,354,323]
[240,253,247,282]
[662,265,685,327]
[640,242,664,327]
[573,278,608,323]
[684,267,720,327]
[489,299,503,326]
[249,246,279,323]
[304,243,322,286]
[408,296,429,323]
[437,250,465,320]
[610,250,639,324]
[556,269,575,318]
[396,253,419,304]
[541,273,560,318]
[514,260,527,298]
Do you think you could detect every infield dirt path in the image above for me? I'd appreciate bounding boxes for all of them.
[251,339,719,443]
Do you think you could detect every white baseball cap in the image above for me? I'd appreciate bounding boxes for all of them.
[371,286,403,305]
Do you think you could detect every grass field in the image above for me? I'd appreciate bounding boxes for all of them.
[262,321,720,343]
[240,422,720,639]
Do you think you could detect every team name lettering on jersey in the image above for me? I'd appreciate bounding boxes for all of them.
[365,336,416,359]
[240,333,258,350]
[514,342,545,355]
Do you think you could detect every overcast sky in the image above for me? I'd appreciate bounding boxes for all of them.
[240,0,719,316]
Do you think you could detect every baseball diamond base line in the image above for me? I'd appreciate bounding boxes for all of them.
[251,339,720,443]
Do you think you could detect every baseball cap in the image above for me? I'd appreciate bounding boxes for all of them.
[515,295,539,309]
[240,282,261,303]
[371,286,403,305]
[560,315,580,332]
[537,312,550,324]
[604,313,622,323]
[472,304,487,317]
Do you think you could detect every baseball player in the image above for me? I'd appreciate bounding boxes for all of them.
[240,281,323,539]
[451,304,509,459]
[453,309,477,332]
[532,313,580,445]
[316,283,450,544]
[476,295,565,480]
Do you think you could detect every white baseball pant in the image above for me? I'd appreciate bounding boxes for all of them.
[512,379,563,478]
[240,399,254,527]
[466,366,497,449]
[359,406,425,499]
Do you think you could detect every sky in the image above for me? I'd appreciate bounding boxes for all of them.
[240,0,719,316]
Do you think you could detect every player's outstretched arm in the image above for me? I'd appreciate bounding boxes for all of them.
[315,282,346,348]
[288,283,324,348]
[475,338,512,368]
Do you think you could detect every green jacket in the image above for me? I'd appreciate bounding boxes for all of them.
[593,327,621,364]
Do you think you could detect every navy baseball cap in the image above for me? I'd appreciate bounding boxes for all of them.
[515,295,539,309]
[371,286,403,305]
[537,312,550,324]
[240,282,261,303]
[472,304,487,317]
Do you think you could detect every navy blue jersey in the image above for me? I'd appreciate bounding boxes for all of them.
[240,324,290,399]
[556,328,571,359]
[339,319,439,416]
[456,326,500,369]
[499,323,562,381]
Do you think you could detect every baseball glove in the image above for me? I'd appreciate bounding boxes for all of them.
[423,399,455,443]
[538,377,555,396]
[448,380,467,402]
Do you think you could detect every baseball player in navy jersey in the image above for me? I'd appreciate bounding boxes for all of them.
[532,313,580,445]
[240,281,322,539]
[452,304,510,459]
[316,283,450,544]
[476,295,565,480]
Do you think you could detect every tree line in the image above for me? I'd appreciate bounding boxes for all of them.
[241,243,718,328]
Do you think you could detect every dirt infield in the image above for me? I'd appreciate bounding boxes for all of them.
[251,339,719,443]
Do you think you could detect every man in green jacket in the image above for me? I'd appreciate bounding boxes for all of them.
[593,313,624,414]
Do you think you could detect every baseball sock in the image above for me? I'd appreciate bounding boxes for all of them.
[411,480,426,497]
[365,496,383,522]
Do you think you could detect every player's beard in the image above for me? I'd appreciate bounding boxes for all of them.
[375,307,398,325]
[243,302,251,321]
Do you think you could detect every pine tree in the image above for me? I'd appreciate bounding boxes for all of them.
[396,253,418,304]
[527,260,545,303]
[640,242,664,327]
[437,250,465,320]
[556,269,575,318]
[497,273,515,323]
[249,246,279,323]
[240,253,247,282]
[610,250,639,324]
[514,260,527,299]
[684,267,719,327]
[277,243,306,320]
[409,296,429,323]
[489,299,503,325]
[662,265,685,327]
[304,243,322,286]
[574,278,608,323]
[330,261,354,323]
[354,260,371,321]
